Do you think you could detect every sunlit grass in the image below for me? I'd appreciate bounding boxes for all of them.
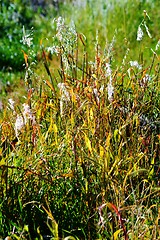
[0,1,160,239]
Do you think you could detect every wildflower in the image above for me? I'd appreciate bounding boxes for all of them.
[105,63,112,79]
[93,88,100,105]
[23,103,31,122]
[143,74,151,82]
[62,55,69,72]
[15,115,25,138]
[22,26,33,47]
[14,103,36,138]
[8,98,15,111]
[98,204,107,228]
[58,83,70,101]
[55,17,65,42]
[23,103,36,124]
[24,67,34,83]
[105,63,114,102]
[47,46,59,55]
[129,60,142,69]
[140,74,151,87]
[99,85,104,94]
[58,83,71,116]
[137,25,144,41]
[69,20,77,37]
[108,82,114,103]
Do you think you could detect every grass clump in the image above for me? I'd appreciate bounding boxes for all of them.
[0,1,160,240]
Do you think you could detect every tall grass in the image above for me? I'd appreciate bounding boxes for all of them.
[0,1,160,240]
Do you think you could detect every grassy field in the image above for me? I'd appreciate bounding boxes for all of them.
[0,0,160,239]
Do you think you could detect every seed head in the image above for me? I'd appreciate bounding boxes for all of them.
[137,25,144,41]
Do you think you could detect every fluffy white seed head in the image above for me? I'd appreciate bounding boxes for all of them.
[22,26,33,47]
[107,82,114,102]
[130,61,142,69]
[8,98,15,111]
[15,115,25,138]
[137,25,144,41]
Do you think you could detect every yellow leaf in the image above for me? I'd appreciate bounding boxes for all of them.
[86,106,90,124]
[106,132,111,147]
[84,134,92,153]
[114,129,119,142]
[92,74,96,79]
[23,225,29,232]
[42,206,54,221]
[151,158,155,165]
[53,123,58,133]
[90,108,94,121]
[21,50,28,68]
[133,114,139,128]
[40,39,43,46]
[70,88,76,103]
[0,147,3,156]
[0,158,6,166]
[61,172,74,178]
[45,80,54,91]
[48,117,53,133]
[108,155,119,176]
[99,145,104,158]
[70,112,74,127]
[113,229,122,239]
[53,123,58,145]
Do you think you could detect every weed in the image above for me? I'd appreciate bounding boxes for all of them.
[0,1,160,239]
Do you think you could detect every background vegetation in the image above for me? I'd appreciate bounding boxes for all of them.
[0,0,160,239]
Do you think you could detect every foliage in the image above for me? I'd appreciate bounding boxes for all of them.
[0,0,59,71]
[0,0,31,70]
[0,0,160,239]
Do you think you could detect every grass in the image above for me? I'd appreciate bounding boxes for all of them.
[0,0,160,239]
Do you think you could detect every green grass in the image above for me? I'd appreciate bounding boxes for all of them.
[0,0,160,239]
